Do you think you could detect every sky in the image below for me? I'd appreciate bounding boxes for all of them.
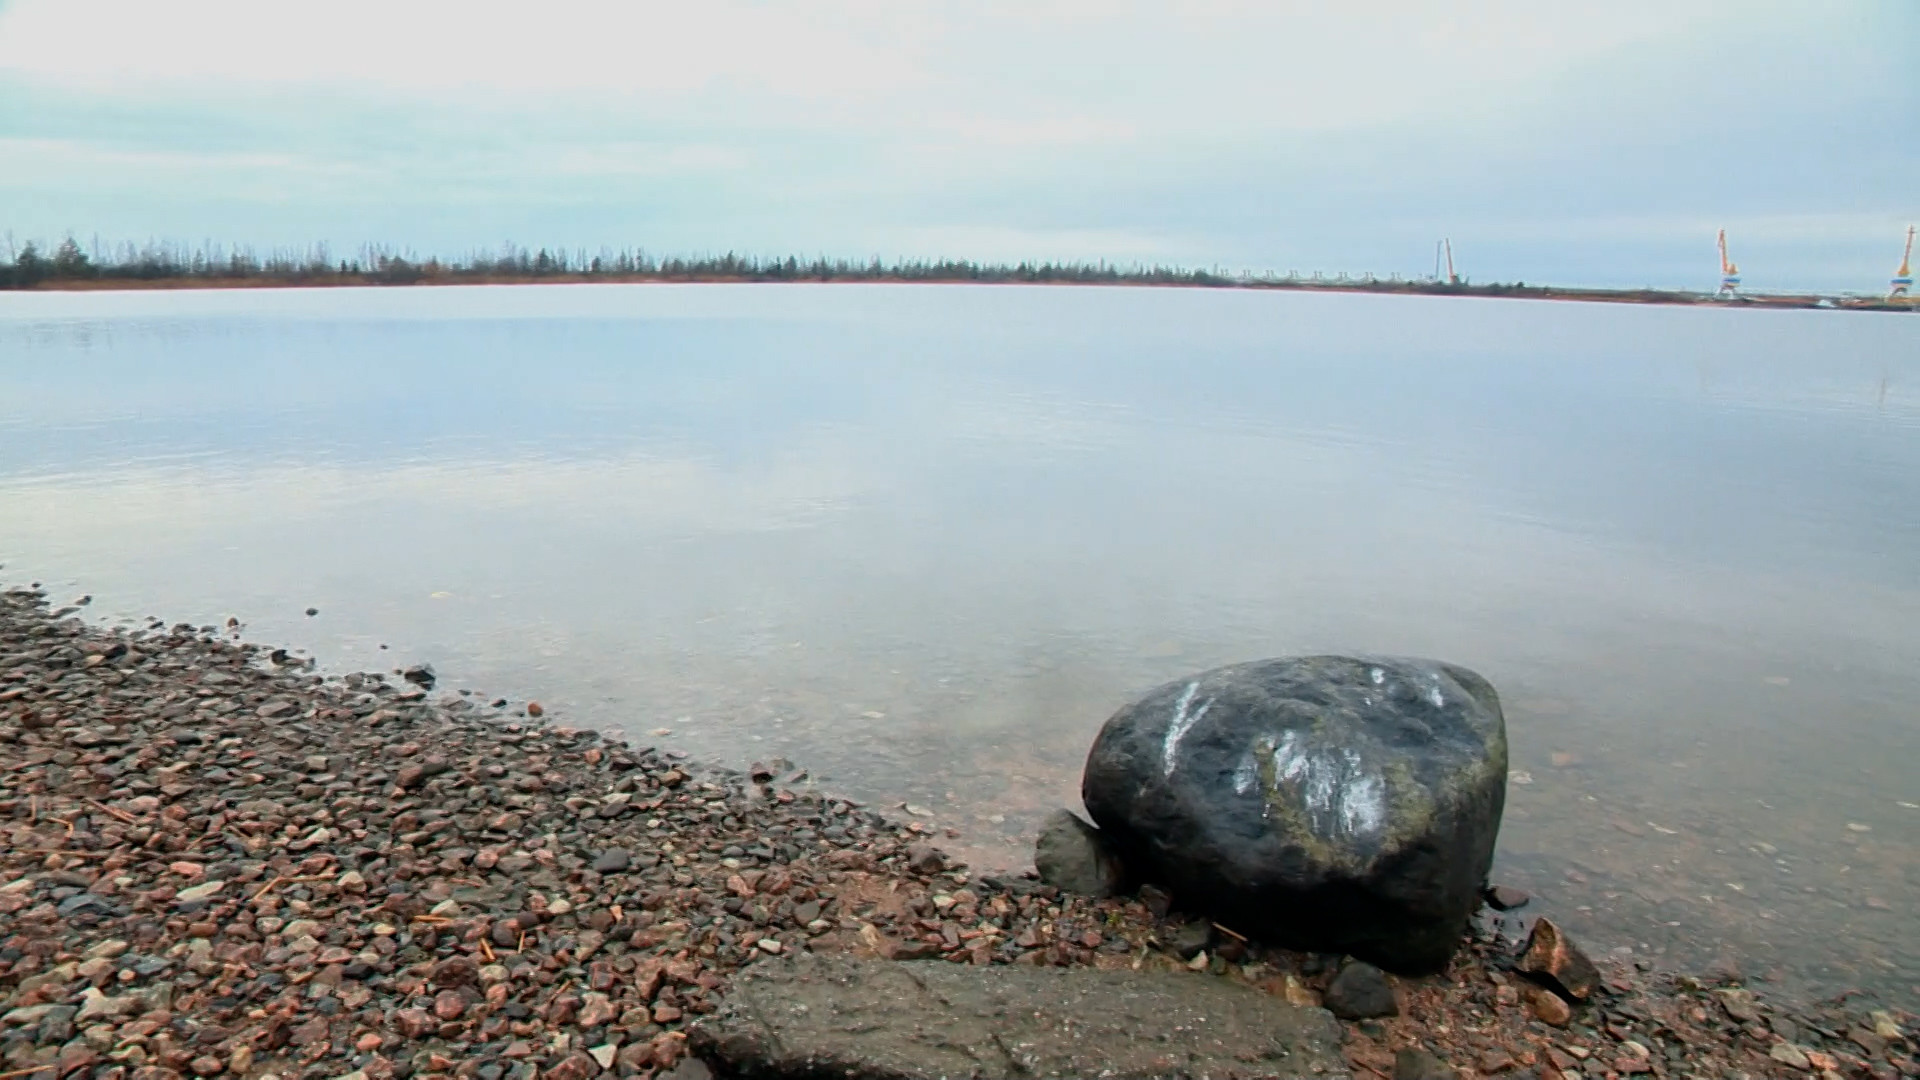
[0,1,1914,292]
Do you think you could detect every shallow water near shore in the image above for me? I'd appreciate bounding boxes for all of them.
[2,283,1916,1005]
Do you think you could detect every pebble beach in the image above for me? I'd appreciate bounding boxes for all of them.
[3,585,1914,1080]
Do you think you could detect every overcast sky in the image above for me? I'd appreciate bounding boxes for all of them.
[1,1,1913,291]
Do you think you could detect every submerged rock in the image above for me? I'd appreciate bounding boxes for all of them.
[690,952,1348,1080]
[1033,808,1125,898]
[1082,655,1508,973]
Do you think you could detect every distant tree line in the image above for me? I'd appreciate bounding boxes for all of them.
[13,233,1834,307]
[0,235,1236,290]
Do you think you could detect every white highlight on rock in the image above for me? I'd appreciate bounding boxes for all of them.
[1160,681,1214,777]
[1369,666,1385,685]
[1232,752,1258,795]
[1268,736,1386,841]
[1426,684,1445,708]
[1271,731,1308,783]
[1339,758,1387,837]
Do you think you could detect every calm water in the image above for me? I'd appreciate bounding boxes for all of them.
[2,284,1916,1003]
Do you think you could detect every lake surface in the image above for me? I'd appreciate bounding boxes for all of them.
[2,284,1916,1004]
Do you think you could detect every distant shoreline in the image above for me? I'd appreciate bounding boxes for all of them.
[8,272,1913,312]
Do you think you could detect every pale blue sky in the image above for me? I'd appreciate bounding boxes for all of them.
[1,1,1913,291]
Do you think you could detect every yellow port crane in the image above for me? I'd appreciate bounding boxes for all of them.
[1892,225,1915,301]
[1717,229,1740,296]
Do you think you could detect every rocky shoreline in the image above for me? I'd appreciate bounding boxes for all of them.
[3,585,1913,1080]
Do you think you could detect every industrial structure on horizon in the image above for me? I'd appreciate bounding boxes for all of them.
[1717,229,1741,296]
[1892,225,1915,301]
[1707,226,1912,305]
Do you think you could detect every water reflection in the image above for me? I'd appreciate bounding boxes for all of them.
[1,284,1916,1003]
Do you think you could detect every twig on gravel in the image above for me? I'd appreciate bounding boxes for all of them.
[86,797,138,824]
[250,873,331,902]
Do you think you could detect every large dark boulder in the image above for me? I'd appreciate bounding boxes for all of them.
[1082,655,1507,973]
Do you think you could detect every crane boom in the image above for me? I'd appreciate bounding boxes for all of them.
[1717,229,1741,296]
[1894,225,1916,300]
[1444,239,1458,285]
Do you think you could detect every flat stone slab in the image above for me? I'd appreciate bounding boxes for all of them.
[690,953,1351,1079]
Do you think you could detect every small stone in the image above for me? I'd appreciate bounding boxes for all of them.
[286,1006,328,1045]
[1714,987,1759,1023]
[1165,921,1212,960]
[75,989,137,1023]
[1323,961,1397,1020]
[189,1055,225,1076]
[878,935,941,961]
[403,663,436,688]
[577,992,617,1028]
[659,1060,713,1080]
[896,842,942,876]
[527,701,544,717]
[1524,983,1572,1027]
[174,879,225,903]
[591,849,630,873]
[1770,1043,1812,1069]
[756,938,782,955]
[432,990,467,1021]
[588,1044,619,1070]
[1485,884,1531,911]
[652,1003,683,1024]
[393,1009,436,1039]
[432,956,479,988]
[542,1051,597,1080]
[1518,917,1599,1001]
[1393,1048,1454,1080]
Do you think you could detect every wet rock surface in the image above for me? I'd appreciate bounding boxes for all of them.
[692,952,1348,1079]
[1083,655,1508,973]
[4,586,1915,1080]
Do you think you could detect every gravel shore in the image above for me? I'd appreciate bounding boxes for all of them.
[3,585,1913,1080]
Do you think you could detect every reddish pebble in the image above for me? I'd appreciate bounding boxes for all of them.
[527,702,544,717]
[393,1009,436,1039]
